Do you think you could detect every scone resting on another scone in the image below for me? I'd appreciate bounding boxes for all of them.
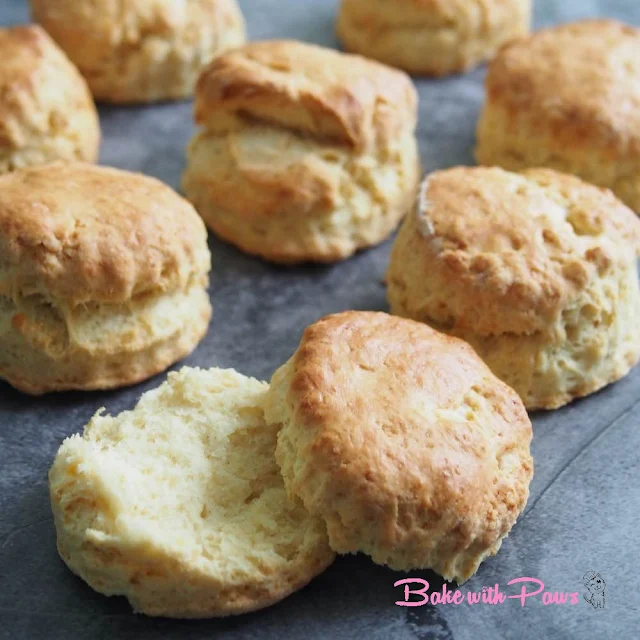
[30,0,246,104]
[0,162,212,395]
[182,40,421,264]
[388,167,640,410]
[336,0,531,76]
[476,19,640,212]
[264,311,533,583]
[0,25,99,174]
[49,368,335,618]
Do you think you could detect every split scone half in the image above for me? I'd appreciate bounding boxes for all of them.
[183,40,421,264]
[264,311,533,583]
[49,368,335,618]
[388,167,640,410]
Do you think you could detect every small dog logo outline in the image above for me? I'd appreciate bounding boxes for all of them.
[583,572,605,609]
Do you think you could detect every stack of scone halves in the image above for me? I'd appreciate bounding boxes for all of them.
[50,311,534,618]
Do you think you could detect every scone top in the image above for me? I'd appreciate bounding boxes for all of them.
[194,40,418,153]
[0,162,211,306]
[0,24,68,100]
[405,167,640,336]
[336,0,531,77]
[30,0,245,71]
[269,311,533,581]
[486,20,640,158]
[0,25,97,150]
[339,0,528,31]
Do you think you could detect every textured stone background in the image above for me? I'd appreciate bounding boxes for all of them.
[1,1,639,638]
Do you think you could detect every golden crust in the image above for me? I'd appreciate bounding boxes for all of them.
[387,167,640,409]
[0,162,212,394]
[0,162,211,305]
[264,311,533,583]
[30,0,246,103]
[337,0,531,76]
[399,166,640,336]
[476,19,640,211]
[0,25,99,171]
[194,40,418,152]
[186,40,420,264]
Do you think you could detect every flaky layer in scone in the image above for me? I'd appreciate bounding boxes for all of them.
[476,20,640,212]
[0,162,212,394]
[264,311,533,583]
[183,40,421,264]
[50,368,335,617]
[388,167,640,410]
[30,0,246,103]
[0,25,99,173]
[337,0,531,76]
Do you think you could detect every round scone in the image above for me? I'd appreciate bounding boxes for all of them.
[30,0,246,104]
[0,25,99,174]
[264,311,533,583]
[336,0,531,76]
[476,20,640,213]
[388,167,640,410]
[182,40,421,264]
[0,162,212,395]
[49,368,335,618]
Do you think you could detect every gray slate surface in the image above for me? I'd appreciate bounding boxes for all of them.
[1,1,639,638]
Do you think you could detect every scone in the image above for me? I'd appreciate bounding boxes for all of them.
[30,0,246,103]
[387,167,640,410]
[49,368,335,617]
[337,0,531,76]
[0,25,99,174]
[0,162,212,395]
[182,40,421,264]
[476,20,640,213]
[264,311,533,583]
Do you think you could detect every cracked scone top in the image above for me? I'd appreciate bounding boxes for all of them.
[337,0,531,77]
[264,311,533,583]
[183,40,421,264]
[0,162,212,394]
[387,166,640,410]
[49,368,335,618]
[0,25,99,173]
[476,19,640,212]
[30,0,246,103]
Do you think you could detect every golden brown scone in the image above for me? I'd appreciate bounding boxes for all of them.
[476,19,640,213]
[30,0,246,104]
[50,367,335,618]
[0,162,212,395]
[337,0,531,76]
[183,40,420,264]
[264,311,533,583]
[0,25,99,173]
[388,167,640,410]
